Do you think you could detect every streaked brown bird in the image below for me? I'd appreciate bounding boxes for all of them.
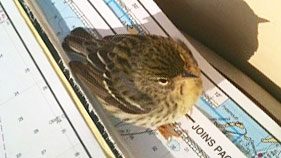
[62,27,202,128]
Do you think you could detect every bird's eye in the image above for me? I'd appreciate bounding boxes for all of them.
[157,78,169,86]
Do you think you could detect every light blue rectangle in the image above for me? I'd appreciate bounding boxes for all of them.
[106,0,133,26]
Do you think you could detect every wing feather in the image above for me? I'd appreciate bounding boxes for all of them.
[63,27,152,114]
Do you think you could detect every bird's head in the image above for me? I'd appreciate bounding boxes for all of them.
[134,36,203,110]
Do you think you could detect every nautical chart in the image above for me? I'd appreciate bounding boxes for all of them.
[14,0,281,157]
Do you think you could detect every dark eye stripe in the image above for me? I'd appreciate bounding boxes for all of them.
[180,84,184,95]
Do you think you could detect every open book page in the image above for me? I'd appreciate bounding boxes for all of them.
[0,1,107,157]
[17,0,281,158]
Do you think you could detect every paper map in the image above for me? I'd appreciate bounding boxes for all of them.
[3,0,281,158]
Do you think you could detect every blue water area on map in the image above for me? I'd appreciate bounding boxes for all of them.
[197,96,281,157]
[104,0,133,26]
[36,0,85,41]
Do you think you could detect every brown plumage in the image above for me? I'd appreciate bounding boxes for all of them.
[62,27,202,128]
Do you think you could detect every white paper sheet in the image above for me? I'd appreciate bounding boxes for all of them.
[0,1,106,157]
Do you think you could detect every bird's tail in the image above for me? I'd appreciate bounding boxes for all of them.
[62,27,102,57]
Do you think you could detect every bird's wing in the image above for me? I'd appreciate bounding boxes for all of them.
[63,27,152,114]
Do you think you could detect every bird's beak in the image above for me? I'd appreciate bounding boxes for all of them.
[182,71,198,78]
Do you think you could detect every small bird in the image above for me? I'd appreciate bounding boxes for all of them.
[62,27,202,128]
